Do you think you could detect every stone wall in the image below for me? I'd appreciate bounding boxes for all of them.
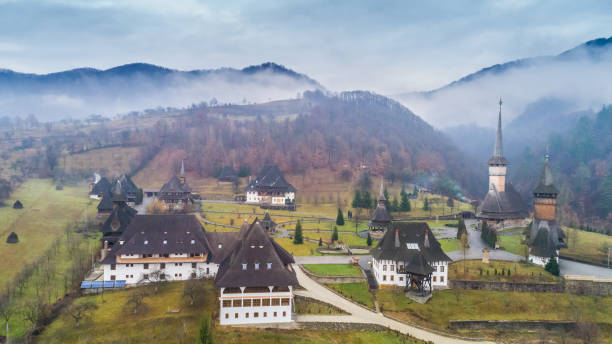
[300,265,366,284]
[450,276,612,296]
[450,320,576,331]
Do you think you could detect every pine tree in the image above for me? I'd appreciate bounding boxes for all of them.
[362,191,372,209]
[198,315,213,344]
[383,188,390,209]
[423,197,429,211]
[400,185,406,197]
[347,210,352,219]
[351,190,362,209]
[332,225,339,242]
[391,197,399,212]
[412,186,418,196]
[336,208,345,226]
[366,232,372,247]
[318,238,323,246]
[545,256,560,276]
[481,220,488,244]
[400,192,411,212]
[293,220,303,244]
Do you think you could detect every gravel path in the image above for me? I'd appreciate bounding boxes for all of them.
[293,265,493,344]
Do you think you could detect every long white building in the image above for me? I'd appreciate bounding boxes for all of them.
[100,215,298,325]
[245,165,296,210]
[370,223,451,292]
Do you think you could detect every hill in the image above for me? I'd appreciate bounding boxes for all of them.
[396,36,612,128]
[0,62,324,121]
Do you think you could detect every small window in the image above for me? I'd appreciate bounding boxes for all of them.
[110,275,116,281]
[225,314,229,319]
[223,300,231,307]
[163,240,167,244]
[160,263,166,269]
[144,240,148,245]
[218,244,222,249]
[281,298,290,306]
[245,313,249,318]
[143,263,149,269]
[255,263,260,270]
[262,298,270,306]
[390,275,394,281]
[433,276,437,282]
[110,264,116,271]
[192,262,197,268]
[191,240,195,244]
[274,312,277,317]
[242,264,247,270]
[143,274,149,280]
[440,266,445,272]
[243,299,252,307]
[441,276,445,282]
[191,272,196,278]
[383,275,387,281]
[267,263,272,270]
[399,277,403,281]
[232,299,242,307]
[271,298,280,306]
[390,265,394,271]
[283,311,286,317]
[160,273,166,280]
[264,312,267,317]
[235,313,238,319]
[253,299,261,307]
[383,265,387,271]
[254,312,259,318]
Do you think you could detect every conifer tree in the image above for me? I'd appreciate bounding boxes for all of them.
[545,256,560,276]
[332,225,339,242]
[391,197,399,212]
[423,197,429,211]
[336,208,345,226]
[366,232,372,247]
[383,188,390,209]
[456,218,467,239]
[362,191,372,209]
[400,192,411,212]
[198,315,213,344]
[293,220,303,244]
[351,190,362,209]
[413,186,418,197]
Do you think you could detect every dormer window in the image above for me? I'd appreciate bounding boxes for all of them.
[163,240,167,245]
[218,244,222,249]
[255,263,260,270]
[190,240,195,244]
[242,264,247,270]
[144,240,148,245]
[406,243,419,250]
[267,263,272,270]
[119,240,124,245]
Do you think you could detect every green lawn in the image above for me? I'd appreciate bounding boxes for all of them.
[299,231,377,247]
[561,227,612,265]
[376,288,612,338]
[303,264,363,277]
[438,238,461,253]
[497,234,525,256]
[449,260,559,283]
[274,238,322,256]
[38,281,423,344]
[327,282,374,308]
[0,179,96,290]
[294,297,347,315]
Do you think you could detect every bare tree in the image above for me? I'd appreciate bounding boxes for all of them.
[0,296,15,344]
[23,298,47,331]
[183,277,206,306]
[460,232,469,274]
[145,269,166,292]
[68,301,98,328]
[127,289,148,314]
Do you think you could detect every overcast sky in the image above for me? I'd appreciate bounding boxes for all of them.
[1,0,611,94]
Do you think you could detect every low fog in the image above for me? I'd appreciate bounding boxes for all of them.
[0,66,323,121]
[397,48,612,129]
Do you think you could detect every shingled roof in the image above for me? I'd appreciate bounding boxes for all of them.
[533,155,559,196]
[97,192,114,212]
[478,184,528,220]
[117,174,139,195]
[531,227,557,258]
[104,215,212,259]
[245,165,296,193]
[214,219,298,288]
[404,251,435,276]
[90,177,112,196]
[160,176,192,195]
[371,222,450,263]
[488,101,509,165]
[100,202,137,236]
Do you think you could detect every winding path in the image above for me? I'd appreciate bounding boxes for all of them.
[293,264,493,344]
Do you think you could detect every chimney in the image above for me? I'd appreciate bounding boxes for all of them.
[424,229,430,248]
[394,229,400,248]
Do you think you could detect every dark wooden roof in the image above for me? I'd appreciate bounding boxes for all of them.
[6,231,18,244]
[12,200,23,209]
[533,157,559,195]
[90,177,112,196]
[371,222,451,263]
[528,219,566,253]
[488,106,508,165]
[205,232,239,264]
[117,174,139,195]
[214,219,298,288]
[478,184,528,220]
[531,227,557,258]
[97,193,114,212]
[404,251,434,275]
[100,203,137,236]
[103,215,212,259]
[245,165,296,193]
[370,204,392,226]
[159,175,192,196]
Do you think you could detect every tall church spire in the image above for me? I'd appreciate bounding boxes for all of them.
[378,178,386,202]
[493,98,504,159]
[180,160,185,176]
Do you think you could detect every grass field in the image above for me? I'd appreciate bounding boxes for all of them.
[438,238,461,253]
[0,179,96,289]
[294,297,347,315]
[561,227,612,265]
[497,234,525,256]
[327,282,374,308]
[38,281,424,344]
[298,231,376,247]
[449,260,559,283]
[274,238,322,256]
[303,264,363,277]
[376,288,612,340]
[63,146,142,174]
